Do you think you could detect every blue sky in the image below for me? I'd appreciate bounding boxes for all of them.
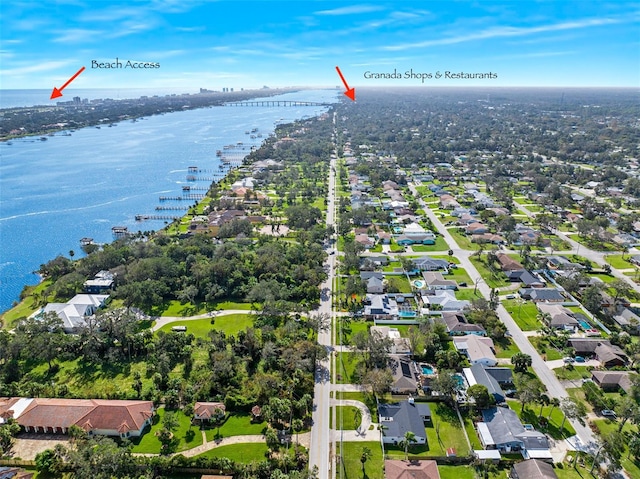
[1,0,639,91]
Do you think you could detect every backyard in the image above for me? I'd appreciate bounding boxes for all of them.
[336,441,384,479]
[502,299,542,331]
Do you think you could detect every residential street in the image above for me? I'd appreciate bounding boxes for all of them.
[410,183,599,451]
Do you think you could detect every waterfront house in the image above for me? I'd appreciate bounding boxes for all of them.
[42,294,109,333]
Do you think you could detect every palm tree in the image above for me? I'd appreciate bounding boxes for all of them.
[547,397,560,420]
[538,394,550,419]
[360,446,372,475]
[401,431,417,460]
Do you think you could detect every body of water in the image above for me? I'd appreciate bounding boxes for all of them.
[0,89,338,313]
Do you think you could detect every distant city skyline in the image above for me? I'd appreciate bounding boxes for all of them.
[1,1,639,91]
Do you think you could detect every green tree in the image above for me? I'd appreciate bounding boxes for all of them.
[559,397,580,435]
[401,430,417,460]
[0,419,20,455]
[467,384,495,410]
[360,446,372,475]
[511,352,532,373]
[514,373,545,412]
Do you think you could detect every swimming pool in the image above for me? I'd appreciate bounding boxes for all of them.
[421,365,435,375]
[578,319,591,329]
[413,280,425,288]
[399,311,417,318]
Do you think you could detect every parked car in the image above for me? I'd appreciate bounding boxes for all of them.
[601,410,617,418]
[505,294,516,299]
[563,357,575,364]
[574,356,586,363]
[459,282,467,287]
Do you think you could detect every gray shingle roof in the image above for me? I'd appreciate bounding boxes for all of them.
[378,401,426,439]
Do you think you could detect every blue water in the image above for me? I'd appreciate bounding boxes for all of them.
[578,319,591,329]
[399,311,417,318]
[421,365,434,375]
[0,89,338,312]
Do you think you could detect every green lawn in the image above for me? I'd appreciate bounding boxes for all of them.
[592,419,640,479]
[589,273,616,284]
[604,254,634,270]
[529,337,563,361]
[157,300,210,317]
[502,299,542,331]
[336,352,361,384]
[195,442,269,463]
[461,409,482,450]
[1,279,53,328]
[449,230,480,251]
[554,366,592,381]
[495,338,521,358]
[386,402,471,457]
[26,357,151,399]
[455,288,483,301]
[130,408,202,454]
[335,405,361,430]
[157,314,254,338]
[508,401,576,439]
[211,300,253,311]
[340,319,370,346]
[444,268,473,285]
[336,441,384,479]
[387,275,412,293]
[469,257,509,288]
[438,465,477,479]
[411,237,449,251]
[204,413,266,441]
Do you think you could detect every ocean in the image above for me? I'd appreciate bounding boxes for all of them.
[0,89,338,313]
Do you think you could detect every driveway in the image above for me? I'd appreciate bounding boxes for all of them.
[12,434,69,460]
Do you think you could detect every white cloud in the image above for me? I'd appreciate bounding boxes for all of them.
[1,60,76,76]
[315,5,384,16]
[52,28,104,43]
[383,16,632,51]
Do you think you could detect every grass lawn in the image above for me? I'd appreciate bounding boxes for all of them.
[566,387,591,413]
[1,279,53,328]
[529,337,563,361]
[336,352,361,384]
[195,442,269,463]
[445,268,473,285]
[340,319,370,346]
[335,391,394,422]
[455,288,483,301]
[131,408,202,454]
[589,273,616,284]
[438,465,476,479]
[411,237,449,252]
[502,299,542,331]
[592,419,640,479]
[156,300,209,317]
[211,300,253,311]
[460,409,482,450]
[387,275,412,293]
[26,357,151,399]
[469,257,509,288]
[449,230,480,251]
[495,338,521,358]
[204,413,266,441]
[554,366,592,381]
[419,402,470,457]
[604,254,634,270]
[335,405,361,430]
[157,314,254,338]
[508,401,576,439]
[383,261,403,272]
[336,441,383,479]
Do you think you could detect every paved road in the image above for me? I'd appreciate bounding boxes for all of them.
[517,203,640,295]
[410,184,599,450]
[309,121,338,478]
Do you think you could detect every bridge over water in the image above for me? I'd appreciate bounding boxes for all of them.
[224,100,331,107]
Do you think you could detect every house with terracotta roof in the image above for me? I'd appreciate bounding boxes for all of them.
[384,460,440,479]
[194,402,226,423]
[496,254,523,271]
[3,398,154,438]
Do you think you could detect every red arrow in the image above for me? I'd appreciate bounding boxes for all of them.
[335,66,355,101]
[50,66,86,100]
